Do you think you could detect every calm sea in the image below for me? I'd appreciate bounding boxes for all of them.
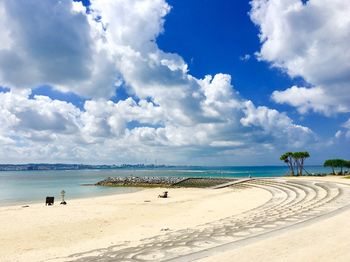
[0,166,329,206]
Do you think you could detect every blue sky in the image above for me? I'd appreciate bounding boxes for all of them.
[0,0,349,165]
[31,0,346,137]
[157,0,349,139]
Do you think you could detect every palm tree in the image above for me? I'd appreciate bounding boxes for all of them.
[324,159,336,175]
[324,159,348,175]
[280,152,295,176]
[292,151,310,176]
[345,161,350,173]
[337,159,347,175]
[280,151,310,176]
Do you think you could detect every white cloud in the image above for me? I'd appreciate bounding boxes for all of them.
[0,83,314,164]
[334,130,343,139]
[240,100,313,147]
[327,120,350,146]
[343,119,350,129]
[342,119,350,139]
[240,54,251,61]
[271,86,348,115]
[250,0,350,115]
[0,0,119,98]
[0,89,81,133]
[210,141,245,147]
[90,0,171,51]
[0,0,317,164]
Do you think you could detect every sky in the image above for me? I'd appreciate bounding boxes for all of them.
[0,0,349,165]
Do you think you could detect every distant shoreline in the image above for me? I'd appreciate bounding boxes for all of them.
[0,163,324,172]
[0,163,174,172]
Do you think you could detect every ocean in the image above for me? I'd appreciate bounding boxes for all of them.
[0,166,329,206]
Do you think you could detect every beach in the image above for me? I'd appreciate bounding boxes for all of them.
[199,176,350,262]
[1,0,349,261]
[1,176,350,261]
[0,184,269,261]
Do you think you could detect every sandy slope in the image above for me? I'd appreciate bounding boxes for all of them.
[0,185,269,262]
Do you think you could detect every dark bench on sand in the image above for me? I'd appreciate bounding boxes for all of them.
[46,196,54,206]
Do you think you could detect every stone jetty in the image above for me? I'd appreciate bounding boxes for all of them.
[96,176,186,187]
[96,176,239,188]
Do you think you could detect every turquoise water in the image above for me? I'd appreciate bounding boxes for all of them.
[0,166,329,206]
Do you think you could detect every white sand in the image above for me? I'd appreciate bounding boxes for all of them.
[199,176,350,262]
[0,186,270,262]
[199,208,350,262]
[2,176,350,262]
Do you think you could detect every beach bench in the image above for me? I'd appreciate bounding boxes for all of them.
[46,196,54,206]
[158,191,168,198]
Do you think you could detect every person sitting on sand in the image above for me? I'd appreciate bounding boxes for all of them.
[158,191,168,198]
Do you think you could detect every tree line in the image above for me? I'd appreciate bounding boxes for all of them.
[280,151,350,176]
[323,159,350,175]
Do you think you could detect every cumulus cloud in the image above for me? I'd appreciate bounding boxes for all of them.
[0,82,314,164]
[0,0,316,164]
[271,86,348,115]
[329,119,350,146]
[250,0,350,115]
[342,119,350,139]
[240,100,312,147]
[0,0,118,97]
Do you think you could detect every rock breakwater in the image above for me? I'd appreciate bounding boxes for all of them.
[96,176,186,187]
[96,176,239,188]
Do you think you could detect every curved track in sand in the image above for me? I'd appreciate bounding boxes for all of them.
[66,179,350,262]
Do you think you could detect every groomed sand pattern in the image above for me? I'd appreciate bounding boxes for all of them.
[66,179,350,262]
